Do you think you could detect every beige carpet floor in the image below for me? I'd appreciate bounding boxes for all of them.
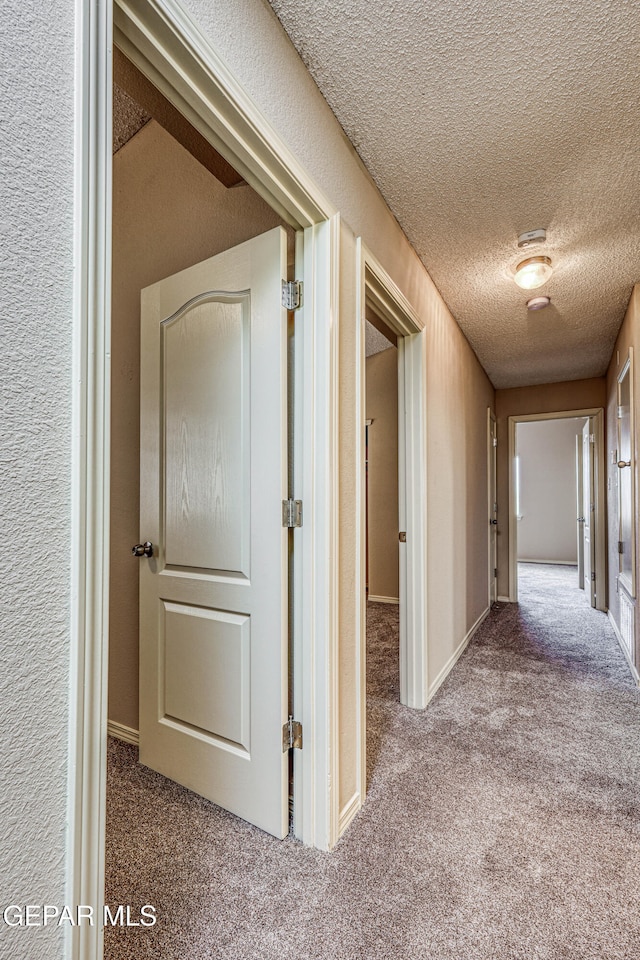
[105,564,640,959]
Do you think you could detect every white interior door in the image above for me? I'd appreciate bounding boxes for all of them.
[489,413,498,604]
[617,358,635,596]
[576,433,585,589]
[582,418,596,607]
[138,227,289,839]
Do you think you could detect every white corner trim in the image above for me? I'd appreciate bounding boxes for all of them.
[354,238,368,837]
[338,791,362,838]
[327,214,342,851]
[608,611,640,686]
[107,721,140,745]
[427,607,490,704]
[69,2,112,960]
[367,595,400,605]
[292,216,341,852]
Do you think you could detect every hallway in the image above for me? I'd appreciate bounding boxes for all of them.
[105,578,640,960]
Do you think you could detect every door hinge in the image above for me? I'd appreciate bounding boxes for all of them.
[282,280,302,310]
[494,568,498,578]
[618,540,624,554]
[493,437,498,447]
[591,571,596,582]
[282,499,303,528]
[589,433,596,444]
[283,716,303,752]
[399,531,407,543]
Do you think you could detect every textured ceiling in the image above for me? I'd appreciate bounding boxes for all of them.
[267,0,640,388]
[113,84,150,153]
[366,320,394,357]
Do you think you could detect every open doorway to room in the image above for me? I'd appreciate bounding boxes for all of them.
[106,45,303,920]
[363,312,400,780]
[109,46,294,756]
[365,313,399,607]
[355,246,427,807]
[509,411,607,612]
[74,4,341,954]
[515,416,589,602]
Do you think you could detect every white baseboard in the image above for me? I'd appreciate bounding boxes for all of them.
[517,559,577,566]
[107,720,139,746]
[608,611,640,686]
[367,595,399,605]
[497,596,512,603]
[427,606,490,704]
[338,791,361,838]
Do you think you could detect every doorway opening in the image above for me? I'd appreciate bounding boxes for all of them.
[508,409,607,611]
[109,45,294,752]
[363,311,400,784]
[73,3,342,953]
[108,40,297,880]
[353,242,427,815]
[488,409,498,606]
[515,415,591,606]
[364,312,399,607]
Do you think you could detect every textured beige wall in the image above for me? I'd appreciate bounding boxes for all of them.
[110,120,287,729]
[426,309,496,691]
[2,1,75,946]
[495,378,607,598]
[606,286,639,666]
[366,348,399,601]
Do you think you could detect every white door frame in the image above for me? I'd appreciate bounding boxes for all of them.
[355,240,428,797]
[507,408,606,610]
[487,408,497,606]
[576,433,585,589]
[616,348,636,598]
[72,1,340,956]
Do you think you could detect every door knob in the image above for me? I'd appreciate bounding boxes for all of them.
[132,541,153,558]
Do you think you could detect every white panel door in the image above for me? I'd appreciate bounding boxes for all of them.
[582,419,596,607]
[489,414,498,604]
[576,433,585,589]
[138,227,289,839]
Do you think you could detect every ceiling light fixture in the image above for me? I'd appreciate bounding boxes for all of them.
[526,296,551,311]
[513,255,552,290]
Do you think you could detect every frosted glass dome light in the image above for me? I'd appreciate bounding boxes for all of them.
[513,255,552,290]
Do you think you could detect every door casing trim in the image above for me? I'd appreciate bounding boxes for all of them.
[487,408,497,607]
[71,2,340,957]
[507,408,606,609]
[616,348,636,599]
